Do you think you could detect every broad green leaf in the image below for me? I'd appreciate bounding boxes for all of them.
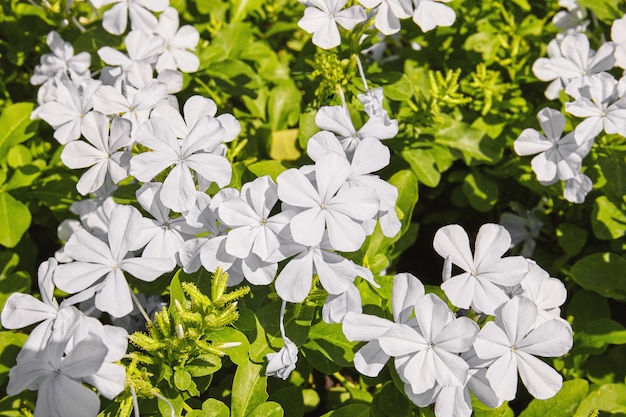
[247,401,284,417]
[586,345,626,385]
[247,161,289,181]
[577,0,624,23]
[271,387,304,417]
[231,360,268,417]
[5,164,40,191]
[210,327,250,366]
[320,404,370,417]
[384,74,413,102]
[463,172,499,212]
[0,102,39,160]
[297,109,319,150]
[574,383,626,416]
[192,399,230,417]
[0,331,27,386]
[303,321,355,372]
[268,80,301,131]
[230,0,264,22]
[574,318,626,355]
[519,379,589,417]
[591,195,626,240]
[174,369,192,391]
[372,383,411,417]
[556,223,587,257]
[270,129,301,161]
[400,148,441,187]
[208,23,254,60]
[570,252,626,301]
[436,117,502,165]
[0,191,31,247]
[473,399,514,417]
[597,151,626,202]
[7,144,32,168]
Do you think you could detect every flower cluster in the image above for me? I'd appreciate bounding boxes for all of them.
[519,0,626,203]
[297,0,456,49]
[342,224,573,417]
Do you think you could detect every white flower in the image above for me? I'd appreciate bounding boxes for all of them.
[35,77,101,144]
[96,0,169,35]
[611,16,626,69]
[61,112,132,195]
[155,7,200,73]
[565,73,626,143]
[433,224,529,315]
[499,203,543,257]
[379,293,479,395]
[53,205,174,317]
[132,182,200,264]
[266,301,298,380]
[322,283,362,324]
[130,115,231,212]
[519,260,567,327]
[342,272,424,377]
[358,0,413,35]
[218,176,292,261]
[30,31,91,85]
[563,171,593,204]
[315,105,398,157]
[473,296,573,400]
[298,0,367,49]
[276,152,379,252]
[514,107,592,183]
[532,33,615,99]
[6,308,127,417]
[412,0,456,33]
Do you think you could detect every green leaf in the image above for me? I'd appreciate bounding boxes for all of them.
[591,195,626,240]
[270,129,301,161]
[230,0,264,22]
[570,252,626,301]
[174,369,192,391]
[473,398,514,417]
[556,223,587,257]
[586,345,626,385]
[0,331,27,386]
[436,117,502,165]
[463,172,499,212]
[247,161,289,181]
[372,383,411,417]
[303,321,355,372]
[7,144,32,168]
[268,80,301,131]
[574,383,626,416]
[384,74,413,102]
[577,0,624,23]
[5,164,41,191]
[0,191,31,247]
[0,103,39,160]
[210,327,250,366]
[231,360,268,417]
[270,387,304,417]
[400,148,441,187]
[320,404,370,417]
[192,399,230,417]
[574,318,626,355]
[519,379,589,417]
[208,23,254,60]
[247,402,284,417]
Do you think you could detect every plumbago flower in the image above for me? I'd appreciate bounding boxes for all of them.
[30,31,91,85]
[412,0,456,32]
[92,0,169,35]
[433,223,529,315]
[34,77,101,144]
[473,296,573,400]
[53,205,174,317]
[297,0,367,49]
[565,73,626,143]
[154,7,200,73]
[60,112,132,195]
[532,32,615,99]
[5,308,127,417]
[357,0,413,35]
[276,152,379,252]
[514,107,593,184]
[130,115,232,212]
